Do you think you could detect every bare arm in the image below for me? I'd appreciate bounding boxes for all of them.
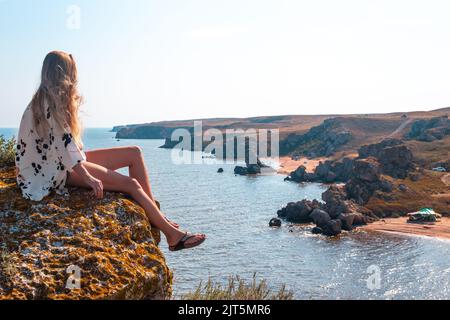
[72,162,104,198]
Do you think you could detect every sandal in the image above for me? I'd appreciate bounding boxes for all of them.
[169,232,206,252]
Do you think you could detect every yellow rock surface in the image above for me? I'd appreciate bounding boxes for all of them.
[0,167,172,300]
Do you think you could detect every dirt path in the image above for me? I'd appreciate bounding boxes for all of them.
[387,118,413,138]
[361,217,450,240]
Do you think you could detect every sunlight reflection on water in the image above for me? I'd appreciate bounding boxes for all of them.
[2,128,450,299]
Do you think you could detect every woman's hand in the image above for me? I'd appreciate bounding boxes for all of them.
[86,176,104,199]
[72,162,104,199]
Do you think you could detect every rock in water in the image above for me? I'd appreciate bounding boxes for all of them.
[321,185,349,218]
[352,213,369,226]
[277,200,319,223]
[322,219,342,236]
[234,163,262,175]
[234,166,248,175]
[217,168,224,173]
[311,227,323,235]
[269,218,282,227]
[246,164,261,175]
[0,168,172,300]
[338,213,356,231]
[286,165,308,182]
[309,209,331,227]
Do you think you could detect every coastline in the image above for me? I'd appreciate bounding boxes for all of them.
[276,154,450,240]
[277,156,325,175]
[360,217,450,240]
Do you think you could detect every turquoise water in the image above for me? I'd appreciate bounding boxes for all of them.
[2,128,450,299]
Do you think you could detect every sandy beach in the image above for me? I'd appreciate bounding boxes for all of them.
[277,156,326,175]
[362,217,450,240]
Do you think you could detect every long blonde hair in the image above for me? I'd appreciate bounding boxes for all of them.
[30,51,83,148]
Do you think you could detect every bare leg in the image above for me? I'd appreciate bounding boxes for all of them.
[85,147,179,228]
[67,161,205,247]
[85,146,154,199]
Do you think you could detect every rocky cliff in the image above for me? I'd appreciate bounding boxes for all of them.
[0,168,172,300]
[286,139,414,184]
[406,116,450,142]
[116,125,178,139]
[280,139,449,236]
[280,118,353,157]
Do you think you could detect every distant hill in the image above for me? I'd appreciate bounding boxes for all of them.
[114,108,449,167]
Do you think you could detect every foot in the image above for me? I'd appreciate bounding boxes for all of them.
[169,232,206,251]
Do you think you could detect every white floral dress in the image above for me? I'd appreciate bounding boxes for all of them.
[15,105,86,201]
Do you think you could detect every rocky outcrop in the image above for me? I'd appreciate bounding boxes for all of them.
[159,137,182,149]
[345,158,393,205]
[111,125,127,133]
[284,166,311,182]
[281,140,418,233]
[276,184,370,236]
[277,137,449,235]
[321,219,342,236]
[277,199,322,223]
[280,118,352,157]
[358,139,414,179]
[234,164,261,175]
[285,158,355,183]
[117,125,177,140]
[321,185,353,218]
[307,207,343,237]
[358,139,402,158]
[269,218,282,227]
[234,159,271,176]
[309,209,331,227]
[406,116,450,142]
[287,139,414,184]
[0,168,172,300]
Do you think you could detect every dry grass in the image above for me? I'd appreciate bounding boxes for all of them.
[405,136,450,167]
[366,171,450,217]
[0,135,16,168]
[181,274,294,300]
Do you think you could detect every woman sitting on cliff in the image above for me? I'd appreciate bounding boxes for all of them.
[15,51,206,252]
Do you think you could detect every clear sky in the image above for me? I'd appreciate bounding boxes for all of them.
[1,0,450,127]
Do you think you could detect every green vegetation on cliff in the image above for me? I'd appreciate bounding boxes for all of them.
[181,274,293,300]
[0,135,15,168]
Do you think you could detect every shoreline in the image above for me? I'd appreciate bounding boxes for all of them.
[276,156,325,175]
[360,217,450,240]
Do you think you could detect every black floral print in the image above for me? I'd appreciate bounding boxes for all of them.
[62,133,73,148]
[15,104,86,201]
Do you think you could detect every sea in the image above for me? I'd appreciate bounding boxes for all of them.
[2,127,450,299]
